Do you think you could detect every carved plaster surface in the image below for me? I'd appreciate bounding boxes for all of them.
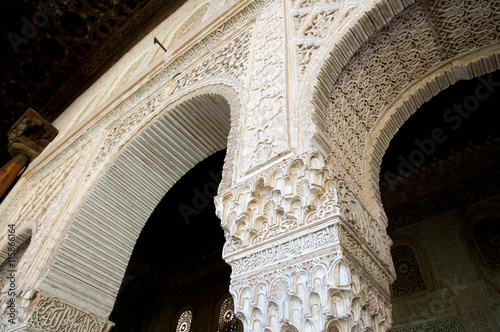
[147,0,272,103]
[328,2,441,198]
[0,289,113,332]
[0,1,397,331]
[230,252,393,332]
[4,1,498,331]
[325,0,500,201]
[291,0,362,80]
[35,88,239,317]
[0,0,272,225]
[0,140,95,290]
[0,83,243,321]
[294,0,402,156]
[217,151,393,269]
[84,31,253,190]
[168,3,211,48]
[216,151,395,331]
[0,9,261,317]
[173,29,253,94]
[240,1,289,174]
[390,318,463,332]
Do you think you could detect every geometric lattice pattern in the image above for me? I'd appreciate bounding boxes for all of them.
[472,217,500,272]
[176,310,193,332]
[391,317,464,332]
[217,297,237,332]
[390,245,426,297]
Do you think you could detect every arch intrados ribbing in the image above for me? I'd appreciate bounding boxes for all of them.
[37,86,240,317]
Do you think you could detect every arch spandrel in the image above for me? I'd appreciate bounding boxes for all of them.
[295,0,420,155]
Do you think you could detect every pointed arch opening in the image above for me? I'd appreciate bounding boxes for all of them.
[379,71,500,330]
[110,150,233,330]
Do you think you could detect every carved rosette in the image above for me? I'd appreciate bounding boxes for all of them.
[0,289,113,332]
[215,151,395,331]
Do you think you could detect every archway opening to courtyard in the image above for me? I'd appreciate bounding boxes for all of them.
[379,70,500,330]
[109,149,241,332]
[36,89,243,322]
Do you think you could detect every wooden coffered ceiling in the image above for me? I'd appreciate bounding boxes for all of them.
[0,0,187,166]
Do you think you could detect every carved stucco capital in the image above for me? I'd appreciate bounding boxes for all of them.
[215,150,395,331]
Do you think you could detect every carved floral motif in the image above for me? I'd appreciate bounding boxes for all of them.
[326,0,500,199]
[297,43,321,77]
[292,0,360,81]
[303,9,339,38]
[173,29,252,93]
[240,1,289,173]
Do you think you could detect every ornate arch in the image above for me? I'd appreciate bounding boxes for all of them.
[301,0,419,153]
[0,219,35,264]
[34,82,242,318]
[0,225,33,292]
[364,53,500,221]
[464,211,500,274]
[312,0,500,221]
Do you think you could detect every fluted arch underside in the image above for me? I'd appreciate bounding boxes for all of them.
[38,92,235,317]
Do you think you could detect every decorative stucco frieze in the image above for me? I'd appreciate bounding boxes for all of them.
[229,251,393,331]
[230,224,340,276]
[0,289,113,332]
[131,0,274,104]
[172,29,253,94]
